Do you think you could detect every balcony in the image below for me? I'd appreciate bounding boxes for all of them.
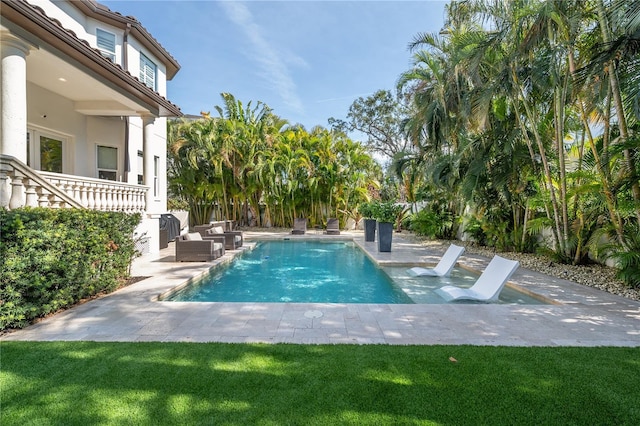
[1,154,147,213]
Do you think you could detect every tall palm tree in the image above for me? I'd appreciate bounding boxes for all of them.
[167,116,222,226]
[584,0,640,223]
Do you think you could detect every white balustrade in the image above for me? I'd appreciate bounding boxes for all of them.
[24,179,38,207]
[9,172,25,209]
[0,156,147,213]
[40,171,147,213]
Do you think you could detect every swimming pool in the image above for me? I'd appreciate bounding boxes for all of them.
[164,240,548,304]
[166,240,414,303]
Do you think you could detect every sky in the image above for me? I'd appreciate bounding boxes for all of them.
[102,0,448,131]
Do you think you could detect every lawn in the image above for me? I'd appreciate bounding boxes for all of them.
[2,342,639,425]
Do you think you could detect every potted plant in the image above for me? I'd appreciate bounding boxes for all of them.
[358,201,377,242]
[373,201,403,252]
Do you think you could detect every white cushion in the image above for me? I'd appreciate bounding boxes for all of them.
[213,243,223,250]
[235,235,242,243]
[213,226,225,234]
[184,232,202,241]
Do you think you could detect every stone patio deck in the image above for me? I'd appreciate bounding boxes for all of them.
[2,230,639,346]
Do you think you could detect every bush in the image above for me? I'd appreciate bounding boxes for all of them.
[372,201,403,224]
[408,209,453,239]
[0,208,141,330]
[357,202,376,219]
[601,221,640,288]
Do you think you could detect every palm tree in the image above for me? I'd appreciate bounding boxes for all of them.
[214,93,280,226]
[167,116,222,226]
[581,0,640,224]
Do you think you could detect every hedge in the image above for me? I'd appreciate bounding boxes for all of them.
[0,208,141,331]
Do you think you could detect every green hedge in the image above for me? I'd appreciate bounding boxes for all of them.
[0,208,141,331]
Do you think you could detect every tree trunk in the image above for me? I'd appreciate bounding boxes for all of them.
[512,67,565,254]
[596,0,640,224]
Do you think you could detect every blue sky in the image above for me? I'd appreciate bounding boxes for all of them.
[103,1,447,130]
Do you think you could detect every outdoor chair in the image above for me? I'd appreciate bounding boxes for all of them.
[193,222,222,235]
[193,220,237,233]
[408,244,465,277]
[203,225,243,250]
[291,218,307,235]
[175,232,225,262]
[325,218,340,235]
[435,255,520,302]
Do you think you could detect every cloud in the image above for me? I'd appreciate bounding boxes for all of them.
[219,2,305,113]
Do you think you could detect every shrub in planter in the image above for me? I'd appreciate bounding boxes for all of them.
[376,221,394,252]
[373,202,403,252]
[358,202,377,242]
[357,202,376,219]
[373,202,403,224]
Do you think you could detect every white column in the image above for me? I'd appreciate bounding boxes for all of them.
[1,31,32,162]
[142,115,155,212]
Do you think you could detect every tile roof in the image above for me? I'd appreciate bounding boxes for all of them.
[1,0,182,117]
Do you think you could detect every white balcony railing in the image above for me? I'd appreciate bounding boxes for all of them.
[39,171,147,213]
[1,155,147,213]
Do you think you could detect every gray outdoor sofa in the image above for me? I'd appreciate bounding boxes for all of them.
[193,223,244,250]
[175,232,225,262]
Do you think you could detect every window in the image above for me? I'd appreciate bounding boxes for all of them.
[154,156,160,197]
[97,145,118,181]
[139,53,156,90]
[40,136,63,173]
[137,151,144,185]
[26,132,31,167]
[96,28,116,61]
[27,129,68,173]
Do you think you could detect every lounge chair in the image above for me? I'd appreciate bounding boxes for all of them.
[291,218,307,235]
[175,232,225,262]
[202,225,243,250]
[325,218,340,235]
[408,244,465,277]
[435,255,520,302]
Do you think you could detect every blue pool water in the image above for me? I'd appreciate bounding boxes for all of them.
[167,240,414,303]
[165,240,548,304]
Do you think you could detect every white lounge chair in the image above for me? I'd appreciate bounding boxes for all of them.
[408,244,465,277]
[436,255,520,302]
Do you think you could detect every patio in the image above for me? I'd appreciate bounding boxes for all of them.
[2,231,639,346]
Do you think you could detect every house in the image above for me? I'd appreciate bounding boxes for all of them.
[0,0,182,253]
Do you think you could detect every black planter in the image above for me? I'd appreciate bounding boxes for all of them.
[364,218,377,242]
[376,221,394,252]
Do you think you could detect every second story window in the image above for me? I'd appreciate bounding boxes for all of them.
[140,53,157,90]
[96,28,116,61]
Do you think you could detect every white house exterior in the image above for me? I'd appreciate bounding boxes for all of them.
[1,0,182,253]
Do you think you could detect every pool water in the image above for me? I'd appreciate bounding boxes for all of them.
[165,240,548,304]
[167,240,414,303]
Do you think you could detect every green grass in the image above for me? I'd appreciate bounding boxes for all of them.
[2,342,639,425]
